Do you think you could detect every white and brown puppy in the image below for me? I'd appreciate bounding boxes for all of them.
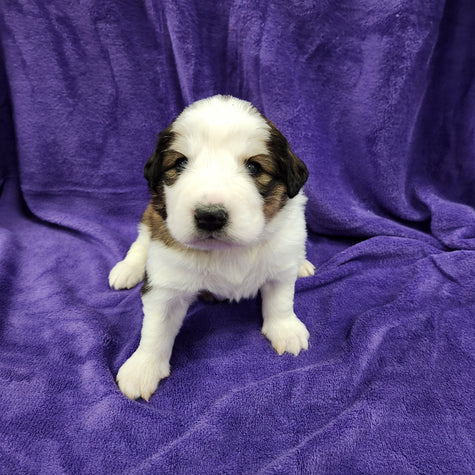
[109,95,315,401]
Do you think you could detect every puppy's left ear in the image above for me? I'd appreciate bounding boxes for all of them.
[144,125,175,191]
[266,121,309,198]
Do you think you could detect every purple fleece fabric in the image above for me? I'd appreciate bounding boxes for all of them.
[1,1,474,473]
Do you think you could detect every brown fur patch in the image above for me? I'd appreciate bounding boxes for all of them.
[260,116,309,199]
[144,126,176,192]
[249,154,279,176]
[146,151,187,221]
[150,186,167,220]
[247,154,289,221]
[161,151,186,186]
[141,203,186,250]
[262,183,288,221]
[141,272,152,296]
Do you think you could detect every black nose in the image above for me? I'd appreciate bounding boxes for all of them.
[194,205,228,232]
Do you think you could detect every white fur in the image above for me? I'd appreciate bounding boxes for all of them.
[110,96,314,400]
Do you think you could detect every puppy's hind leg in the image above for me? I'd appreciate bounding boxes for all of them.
[297,259,315,278]
[109,223,150,290]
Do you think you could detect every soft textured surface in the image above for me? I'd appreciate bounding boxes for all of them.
[1,1,474,473]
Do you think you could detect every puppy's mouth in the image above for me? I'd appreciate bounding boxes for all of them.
[186,233,234,250]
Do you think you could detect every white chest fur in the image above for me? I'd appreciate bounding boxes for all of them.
[147,241,275,301]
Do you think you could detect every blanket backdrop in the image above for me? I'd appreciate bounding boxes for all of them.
[1,0,474,473]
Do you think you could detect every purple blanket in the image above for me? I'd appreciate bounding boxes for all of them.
[1,1,474,473]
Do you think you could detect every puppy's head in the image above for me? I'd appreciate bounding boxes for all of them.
[145,95,308,250]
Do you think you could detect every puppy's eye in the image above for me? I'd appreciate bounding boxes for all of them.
[245,160,262,177]
[174,156,188,172]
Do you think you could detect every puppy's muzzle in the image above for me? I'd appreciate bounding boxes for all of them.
[194,204,228,232]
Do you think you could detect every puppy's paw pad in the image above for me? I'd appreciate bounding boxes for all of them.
[116,350,169,401]
[109,260,145,290]
[262,316,310,356]
[298,259,315,278]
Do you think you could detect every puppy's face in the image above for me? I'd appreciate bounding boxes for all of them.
[144,96,308,250]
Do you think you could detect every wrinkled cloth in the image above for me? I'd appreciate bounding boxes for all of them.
[0,1,474,473]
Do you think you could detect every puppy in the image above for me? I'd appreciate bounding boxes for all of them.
[109,95,315,401]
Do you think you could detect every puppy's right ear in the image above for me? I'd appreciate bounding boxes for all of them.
[144,126,175,191]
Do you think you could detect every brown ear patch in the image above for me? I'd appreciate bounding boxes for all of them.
[144,126,176,192]
[141,202,186,251]
[144,126,189,220]
[261,117,309,199]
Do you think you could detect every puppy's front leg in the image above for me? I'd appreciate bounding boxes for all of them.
[109,223,150,290]
[116,288,193,401]
[261,279,309,356]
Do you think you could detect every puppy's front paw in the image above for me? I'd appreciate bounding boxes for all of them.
[298,259,315,278]
[109,260,145,290]
[262,315,310,356]
[116,349,170,401]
